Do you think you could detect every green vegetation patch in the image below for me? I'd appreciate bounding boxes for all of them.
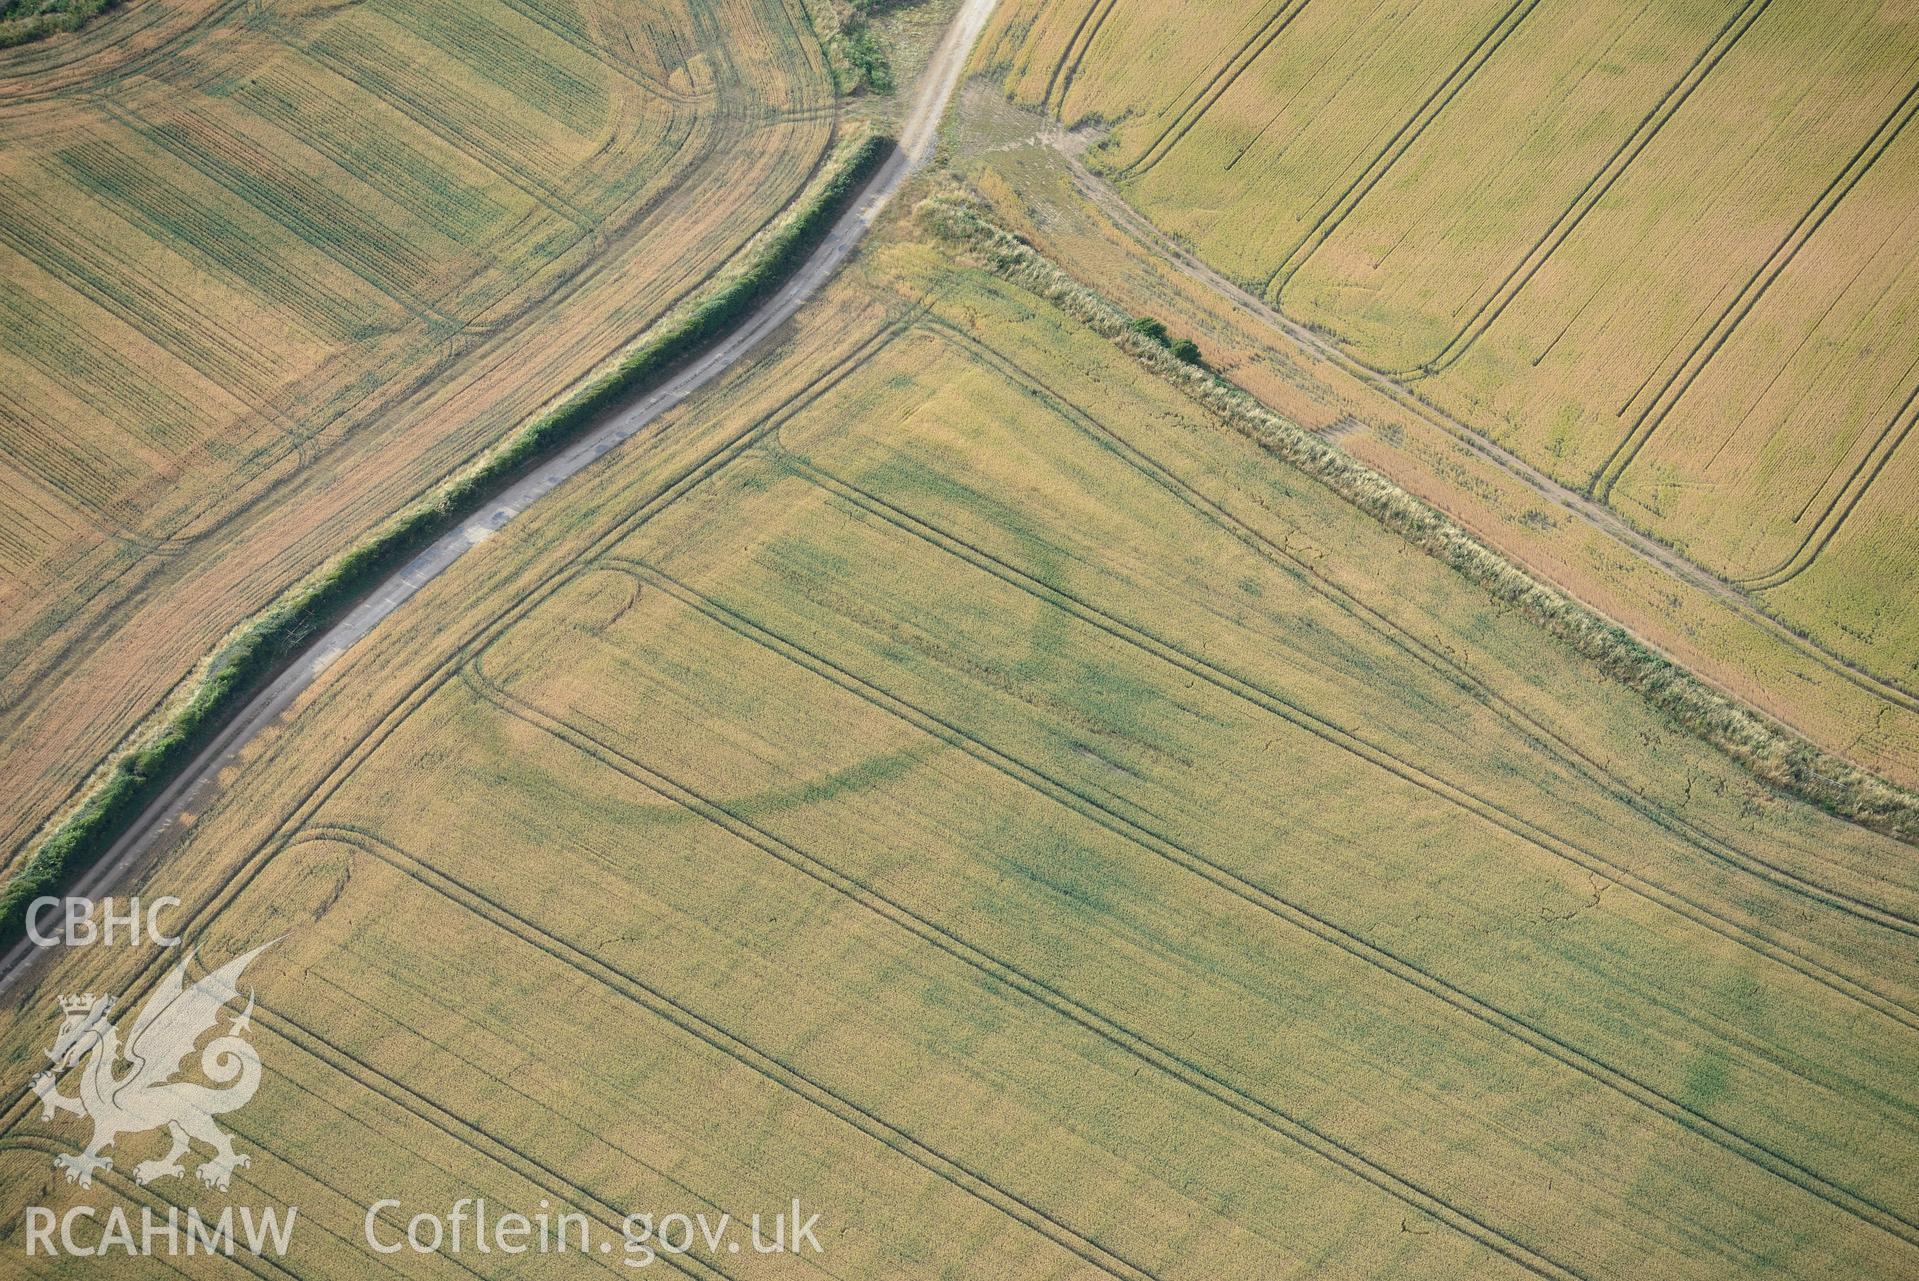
[0,0,118,49]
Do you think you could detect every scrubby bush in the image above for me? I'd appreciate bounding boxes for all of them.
[1128,316,1170,345]
[841,24,894,93]
[1128,317,1199,363]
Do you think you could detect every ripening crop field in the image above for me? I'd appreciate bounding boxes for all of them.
[0,0,836,876]
[2,225,1914,1279]
[982,0,1919,701]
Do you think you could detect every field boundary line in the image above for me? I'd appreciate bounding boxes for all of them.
[0,327,934,1281]
[603,546,1919,1238]
[0,344,869,1270]
[1040,128,1919,720]
[923,188,1919,840]
[926,317,1919,940]
[0,92,835,849]
[778,451,1919,1032]
[0,313,922,1141]
[0,0,991,932]
[0,121,900,947]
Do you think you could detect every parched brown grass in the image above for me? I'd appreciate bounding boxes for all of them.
[0,0,838,875]
[3,213,1914,1278]
[979,0,1919,704]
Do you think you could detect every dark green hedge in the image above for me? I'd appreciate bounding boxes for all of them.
[0,132,896,945]
[0,0,120,50]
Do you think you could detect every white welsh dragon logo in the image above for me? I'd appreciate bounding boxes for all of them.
[31,943,271,1192]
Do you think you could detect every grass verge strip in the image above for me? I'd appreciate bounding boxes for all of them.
[918,186,1919,846]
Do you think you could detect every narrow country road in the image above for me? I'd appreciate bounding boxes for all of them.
[0,0,1000,993]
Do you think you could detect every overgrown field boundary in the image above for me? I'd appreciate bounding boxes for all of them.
[918,187,1919,846]
[0,128,896,944]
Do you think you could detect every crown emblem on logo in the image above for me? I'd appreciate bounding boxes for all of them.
[34,943,273,1193]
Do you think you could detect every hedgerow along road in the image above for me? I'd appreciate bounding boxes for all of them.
[0,0,1002,992]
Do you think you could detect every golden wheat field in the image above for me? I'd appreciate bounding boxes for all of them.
[981,0,1919,699]
[2,215,1914,1278]
[0,0,837,874]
